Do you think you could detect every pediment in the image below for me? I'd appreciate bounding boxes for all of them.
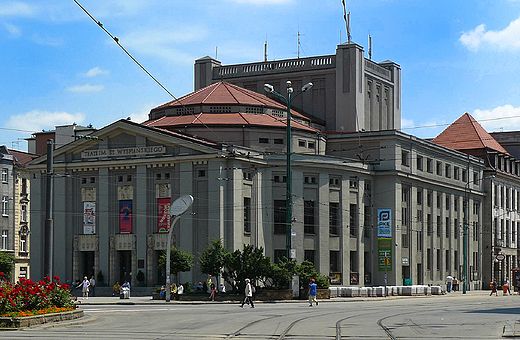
[27,119,222,166]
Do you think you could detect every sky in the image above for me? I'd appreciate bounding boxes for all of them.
[2,0,520,151]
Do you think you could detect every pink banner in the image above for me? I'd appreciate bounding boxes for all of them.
[158,198,171,232]
[119,200,132,233]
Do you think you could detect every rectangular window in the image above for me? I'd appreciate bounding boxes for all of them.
[417,230,423,251]
[402,232,409,248]
[454,166,460,180]
[427,158,433,173]
[446,217,450,238]
[21,178,27,194]
[417,189,423,205]
[259,137,269,144]
[1,169,7,183]
[197,170,205,178]
[330,251,340,272]
[350,204,358,237]
[437,249,441,270]
[445,164,451,178]
[127,174,132,181]
[329,202,340,235]
[427,214,433,235]
[298,140,306,147]
[473,172,479,185]
[1,230,7,249]
[417,155,423,171]
[304,250,315,265]
[446,250,450,271]
[304,200,316,234]
[454,218,459,239]
[446,196,450,210]
[427,191,432,207]
[90,176,96,184]
[274,249,286,264]
[437,193,441,209]
[244,197,251,234]
[273,200,286,234]
[2,196,8,216]
[462,169,467,182]
[427,249,432,270]
[436,161,442,176]
[307,142,315,149]
[21,205,27,222]
[350,251,358,272]
[20,235,27,253]
[437,215,442,237]
[402,150,409,167]
[273,138,284,145]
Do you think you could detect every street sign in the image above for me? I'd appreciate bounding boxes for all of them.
[169,195,194,217]
[496,254,505,261]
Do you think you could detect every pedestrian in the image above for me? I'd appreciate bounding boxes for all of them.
[240,278,254,308]
[177,283,184,296]
[172,283,178,300]
[89,275,96,297]
[308,278,318,307]
[490,278,498,296]
[113,281,120,296]
[445,275,453,293]
[504,277,511,296]
[78,276,90,299]
[219,283,226,294]
[209,283,217,301]
[196,282,203,292]
[453,277,459,292]
[207,275,213,293]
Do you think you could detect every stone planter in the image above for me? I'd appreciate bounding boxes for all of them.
[0,309,84,329]
[255,289,293,301]
[299,288,331,300]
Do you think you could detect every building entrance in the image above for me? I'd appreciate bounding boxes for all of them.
[81,251,95,279]
[119,250,132,284]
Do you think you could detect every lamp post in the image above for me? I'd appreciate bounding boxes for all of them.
[165,195,193,302]
[264,81,313,260]
[463,173,494,294]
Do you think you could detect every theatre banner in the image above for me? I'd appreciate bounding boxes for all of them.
[83,202,96,234]
[119,200,132,233]
[158,198,171,232]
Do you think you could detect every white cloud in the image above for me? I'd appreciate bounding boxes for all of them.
[31,33,64,46]
[128,103,155,123]
[67,84,105,93]
[6,110,85,132]
[460,17,520,51]
[84,67,109,77]
[400,118,415,129]
[0,2,37,16]
[3,22,20,37]
[473,105,520,131]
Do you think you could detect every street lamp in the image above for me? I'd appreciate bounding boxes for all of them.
[463,174,494,294]
[165,195,193,302]
[264,80,313,260]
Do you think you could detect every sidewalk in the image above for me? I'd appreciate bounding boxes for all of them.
[76,289,495,306]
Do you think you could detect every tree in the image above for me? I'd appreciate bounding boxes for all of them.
[222,244,272,292]
[296,260,330,289]
[158,247,194,281]
[198,238,227,277]
[0,252,15,280]
[269,257,297,289]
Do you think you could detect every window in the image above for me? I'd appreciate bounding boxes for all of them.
[304,200,316,234]
[274,249,286,264]
[259,137,269,144]
[454,219,459,239]
[417,155,423,171]
[156,173,162,180]
[90,177,96,184]
[21,205,27,222]
[427,249,432,270]
[436,161,442,176]
[329,177,340,187]
[21,178,27,194]
[437,249,441,270]
[118,175,123,182]
[244,197,251,233]
[427,214,433,235]
[308,142,315,149]
[402,233,409,248]
[454,197,459,212]
[298,140,306,147]
[243,172,253,181]
[437,193,441,208]
[446,196,450,210]
[417,230,423,251]
[20,235,27,253]
[417,189,423,205]
[197,170,206,178]
[445,164,451,178]
[1,230,7,249]
[329,202,340,235]
[82,177,87,184]
[273,200,286,234]
[350,204,358,237]
[473,172,479,185]
[164,172,170,180]
[273,138,284,145]
[349,177,358,188]
[304,250,315,265]
[2,196,8,216]
[1,169,7,183]
[446,250,450,271]
[126,174,132,181]
[462,169,467,182]
[446,217,450,238]
[330,251,340,272]
[454,167,460,180]
[427,191,432,207]
[427,158,433,173]
[437,215,442,237]
[402,150,409,167]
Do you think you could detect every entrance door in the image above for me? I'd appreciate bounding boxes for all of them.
[81,251,95,279]
[119,251,132,284]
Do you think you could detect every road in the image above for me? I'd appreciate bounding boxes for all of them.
[2,292,519,339]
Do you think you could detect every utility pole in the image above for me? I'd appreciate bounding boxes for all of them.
[44,140,54,279]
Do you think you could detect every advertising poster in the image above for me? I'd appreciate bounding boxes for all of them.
[377,209,392,238]
[119,200,132,233]
[158,198,171,232]
[83,202,96,234]
[378,238,392,271]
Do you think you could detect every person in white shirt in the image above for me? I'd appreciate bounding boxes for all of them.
[445,275,453,293]
[177,283,184,295]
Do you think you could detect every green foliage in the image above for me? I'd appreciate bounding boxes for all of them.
[222,244,272,292]
[198,238,228,277]
[296,261,330,289]
[158,247,194,278]
[268,258,297,289]
[0,252,15,280]
[136,270,145,283]
[182,281,193,294]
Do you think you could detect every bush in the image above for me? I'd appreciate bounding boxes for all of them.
[296,261,330,289]
[0,274,75,317]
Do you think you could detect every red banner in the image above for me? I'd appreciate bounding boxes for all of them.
[158,198,171,232]
[119,200,132,233]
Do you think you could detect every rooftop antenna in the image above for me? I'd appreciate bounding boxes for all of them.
[215,46,218,59]
[368,34,372,59]
[297,31,301,58]
[264,40,268,62]
[342,0,351,43]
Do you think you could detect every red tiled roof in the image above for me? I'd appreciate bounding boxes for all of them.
[143,112,317,132]
[7,149,39,166]
[150,81,308,120]
[432,113,509,154]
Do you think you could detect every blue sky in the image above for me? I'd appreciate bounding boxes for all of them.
[2,0,520,151]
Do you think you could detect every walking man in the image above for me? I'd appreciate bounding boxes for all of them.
[445,275,453,293]
[89,275,96,297]
[240,278,254,308]
[308,278,318,307]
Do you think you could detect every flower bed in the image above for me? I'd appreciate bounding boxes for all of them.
[0,273,81,328]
